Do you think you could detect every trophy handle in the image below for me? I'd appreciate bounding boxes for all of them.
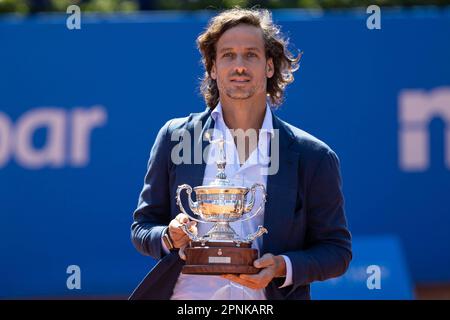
[245,226,268,242]
[176,184,204,224]
[240,183,267,222]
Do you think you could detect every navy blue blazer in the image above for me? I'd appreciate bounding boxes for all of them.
[130,108,352,300]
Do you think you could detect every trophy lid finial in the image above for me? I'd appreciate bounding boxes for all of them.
[204,132,231,186]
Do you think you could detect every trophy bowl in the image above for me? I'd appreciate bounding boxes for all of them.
[193,185,249,221]
[176,182,266,242]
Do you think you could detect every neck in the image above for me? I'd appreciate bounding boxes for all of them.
[219,95,267,132]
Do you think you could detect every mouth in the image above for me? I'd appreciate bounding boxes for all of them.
[230,78,251,83]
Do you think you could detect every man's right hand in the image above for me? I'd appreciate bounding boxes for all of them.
[168,213,197,249]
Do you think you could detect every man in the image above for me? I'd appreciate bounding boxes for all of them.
[130,8,351,300]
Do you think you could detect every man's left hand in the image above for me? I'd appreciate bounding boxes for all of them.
[221,253,286,290]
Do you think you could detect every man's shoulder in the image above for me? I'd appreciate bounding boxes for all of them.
[275,115,337,159]
[162,109,211,133]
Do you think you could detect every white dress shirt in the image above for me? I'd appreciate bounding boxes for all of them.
[164,103,293,300]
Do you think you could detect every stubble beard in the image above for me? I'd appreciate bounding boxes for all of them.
[219,79,267,101]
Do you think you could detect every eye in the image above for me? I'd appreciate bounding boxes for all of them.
[223,52,234,58]
[247,52,257,58]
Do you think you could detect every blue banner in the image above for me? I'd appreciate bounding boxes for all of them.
[1,7,449,298]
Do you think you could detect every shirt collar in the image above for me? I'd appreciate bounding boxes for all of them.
[211,102,274,136]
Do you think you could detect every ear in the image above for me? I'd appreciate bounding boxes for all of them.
[266,58,274,79]
[210,62,217,80]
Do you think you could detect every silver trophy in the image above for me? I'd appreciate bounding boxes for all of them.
[176,133,268,274]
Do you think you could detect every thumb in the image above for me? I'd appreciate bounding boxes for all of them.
[253,254,275,269]
[180,216,189,224]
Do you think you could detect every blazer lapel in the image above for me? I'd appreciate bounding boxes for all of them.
[262,114,299,255]
[187,109,215,187]
[174,109,215,208]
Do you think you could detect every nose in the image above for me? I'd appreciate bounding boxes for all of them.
[235,66,246,75]
[234,55,247,75]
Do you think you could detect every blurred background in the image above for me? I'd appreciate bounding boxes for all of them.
[1,0,449,300]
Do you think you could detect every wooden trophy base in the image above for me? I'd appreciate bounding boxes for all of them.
[181,241,259,275]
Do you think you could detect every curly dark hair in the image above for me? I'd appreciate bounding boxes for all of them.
[197,7,302,109]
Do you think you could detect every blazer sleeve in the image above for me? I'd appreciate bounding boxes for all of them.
[283,149,352,295]
[130,120,173,260]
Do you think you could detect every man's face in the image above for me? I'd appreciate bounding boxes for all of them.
[211,24,274,102]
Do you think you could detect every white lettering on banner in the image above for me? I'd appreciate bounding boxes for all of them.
[66,265,81,290]
[0,106,107,169]
[366,5,381,30]
[366,265,382,290]
[0,112,12,167]
[66,5,81,30]
[14,108,66,168]
[399,87,450,171]
[71,107,108,167]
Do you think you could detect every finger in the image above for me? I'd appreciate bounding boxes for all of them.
[173,240,189,249]
[239,273,262,282]
[239,270,272,290]
[240,268,272,283]
[173,233,190,246]
[222,274,242,282]
[172,221,196,236]
[222,274,260,290]
[170,226,187,240]
[170,217,192,231]
[172,234,188,244]
[169,219,181,228]
[178,245,187,261]
[253,253,275,269]
[222,274,248,284]
[176,213,190,224]
[187,221,198,234]
[168,219,183,233]
[188,220,197,227]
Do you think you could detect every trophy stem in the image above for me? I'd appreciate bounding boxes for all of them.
[205,222,238,241]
